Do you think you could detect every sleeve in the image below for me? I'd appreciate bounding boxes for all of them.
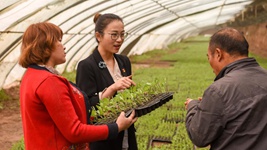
[36,76,118,143]
[185,86,224,147]
[76,59,100,107]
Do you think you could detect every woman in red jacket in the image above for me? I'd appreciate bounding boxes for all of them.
[19,22,137,150]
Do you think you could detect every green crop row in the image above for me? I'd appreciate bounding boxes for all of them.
[11,35,267,150]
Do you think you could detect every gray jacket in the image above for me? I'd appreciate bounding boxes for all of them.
[186,58,267,150]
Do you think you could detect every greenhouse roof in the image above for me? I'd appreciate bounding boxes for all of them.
[0,0,253,89]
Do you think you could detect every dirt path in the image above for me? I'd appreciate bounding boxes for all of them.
[0,99,23,150]
[0,86,23,150]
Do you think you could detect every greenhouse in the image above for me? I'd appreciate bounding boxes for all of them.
[0,0,255,89]
[1,0,267,150]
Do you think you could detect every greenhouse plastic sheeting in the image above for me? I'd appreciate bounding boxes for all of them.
[0,0,253,89]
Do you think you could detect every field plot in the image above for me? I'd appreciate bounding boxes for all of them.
[4,36,267,149]
[130,36,267,150]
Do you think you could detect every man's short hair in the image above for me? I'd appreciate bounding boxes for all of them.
[209,28,249,56]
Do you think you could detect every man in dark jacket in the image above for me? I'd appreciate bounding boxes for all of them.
[185,28,267,150]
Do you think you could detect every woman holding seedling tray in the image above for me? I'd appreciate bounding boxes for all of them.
[76,13,137,150]
[92,84,174,121]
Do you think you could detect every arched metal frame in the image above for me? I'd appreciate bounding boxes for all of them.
[0,0,253,89]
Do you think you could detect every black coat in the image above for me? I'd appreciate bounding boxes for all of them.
[76,47,137,150]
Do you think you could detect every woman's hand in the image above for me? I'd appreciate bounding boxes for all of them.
[101,76,136,99]
[112,75,136,91]
[116,110,137,132]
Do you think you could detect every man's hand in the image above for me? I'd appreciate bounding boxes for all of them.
[185,98,193,110]
[185,97,202,110]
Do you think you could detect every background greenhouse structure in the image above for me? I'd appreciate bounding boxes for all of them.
[0,0,255,90]
[3,0,267,150]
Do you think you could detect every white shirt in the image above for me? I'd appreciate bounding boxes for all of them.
[100,58,129,149]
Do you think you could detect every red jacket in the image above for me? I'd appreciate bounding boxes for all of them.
[20,65,118,150]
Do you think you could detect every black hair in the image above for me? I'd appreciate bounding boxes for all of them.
[93,13,123,43]
[209,28,249,56]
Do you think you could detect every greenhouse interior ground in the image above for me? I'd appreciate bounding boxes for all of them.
[1,0,267,149]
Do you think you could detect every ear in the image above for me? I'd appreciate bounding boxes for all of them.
[215,48,223,62]
[95,32,102,42]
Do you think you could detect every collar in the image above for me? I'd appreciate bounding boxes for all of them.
[92,46,128,77]
[28,64,59,75]
[214,57,259,81]
[93,47,106,68]
[29,64,49,72]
